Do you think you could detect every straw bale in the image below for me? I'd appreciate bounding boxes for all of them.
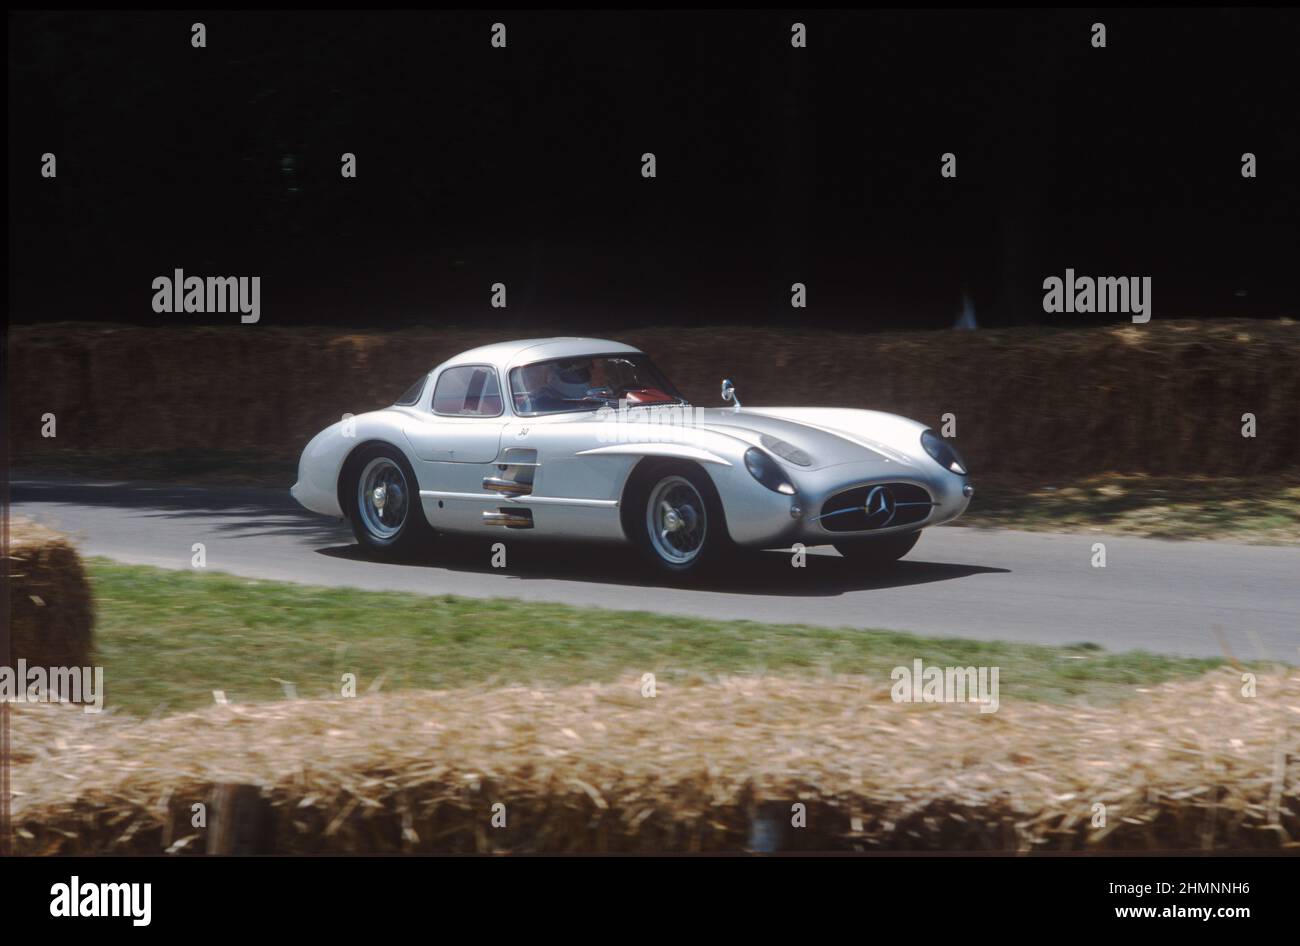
[4,519,94,670]
[10,669,1297,853]
[10,319,1299,476]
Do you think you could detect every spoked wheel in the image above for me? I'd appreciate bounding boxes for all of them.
[647,475,708,567]
[834,530,921,566]
[358,457,410,539]
[345,444,432,558]
[629,462,731,576]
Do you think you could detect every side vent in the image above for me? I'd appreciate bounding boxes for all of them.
[484,447,538,497]
[482,508,534,529]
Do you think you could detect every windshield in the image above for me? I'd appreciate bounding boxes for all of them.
[508,354,686,415]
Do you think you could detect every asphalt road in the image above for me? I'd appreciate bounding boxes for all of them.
[10,476,1299,659]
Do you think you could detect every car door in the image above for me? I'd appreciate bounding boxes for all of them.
[495,413,630,539]
[405,364,506,463]
[402,364,509,530]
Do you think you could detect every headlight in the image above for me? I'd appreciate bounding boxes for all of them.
[744,448,797,494]
[759,434,812,467]
[921,429,968,475]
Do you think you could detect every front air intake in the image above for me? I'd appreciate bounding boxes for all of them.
[818,483,934,533]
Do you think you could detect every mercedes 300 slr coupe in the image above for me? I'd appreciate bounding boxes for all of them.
[291,337,973,575]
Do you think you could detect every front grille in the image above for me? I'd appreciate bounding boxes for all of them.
[818,483,934,533]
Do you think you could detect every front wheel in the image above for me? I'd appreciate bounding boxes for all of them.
[834,530,921,565]
[627,462,732,576]
[344,444,432,559]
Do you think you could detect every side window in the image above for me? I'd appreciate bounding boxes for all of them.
[394,373,428,406]
[432,366,503,416]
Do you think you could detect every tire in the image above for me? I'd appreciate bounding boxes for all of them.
[343,443,432,559]
[834,530,921,565]
[626,461,732,576]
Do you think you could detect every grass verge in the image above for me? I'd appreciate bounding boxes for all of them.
[963,473,1300,544]
[88,559,1232,716]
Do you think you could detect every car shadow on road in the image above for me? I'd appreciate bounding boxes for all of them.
[315,539,1009,597]
[10,476,354,545]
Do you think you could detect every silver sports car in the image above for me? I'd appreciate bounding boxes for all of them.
[291,337,973,575]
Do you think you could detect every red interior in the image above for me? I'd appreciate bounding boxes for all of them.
[623,388,676,405]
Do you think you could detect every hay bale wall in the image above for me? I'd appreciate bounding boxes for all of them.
[11,671,1297,854]
[9,319,1299,477]
[4,519,94,670]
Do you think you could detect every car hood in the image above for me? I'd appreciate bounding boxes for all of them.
[694,406,923,471]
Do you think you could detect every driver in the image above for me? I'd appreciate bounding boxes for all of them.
[552,361,593,398]
[517,360,592,412]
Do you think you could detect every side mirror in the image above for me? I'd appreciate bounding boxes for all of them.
[721,379,741,410]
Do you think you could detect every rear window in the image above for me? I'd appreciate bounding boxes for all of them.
[432,365,503,416]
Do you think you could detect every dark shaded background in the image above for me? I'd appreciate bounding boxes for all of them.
[8,9,1299,331]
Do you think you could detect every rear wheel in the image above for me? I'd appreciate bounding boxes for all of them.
[344,444,432,558]
[834,530,921,565]
[627,462,732,576]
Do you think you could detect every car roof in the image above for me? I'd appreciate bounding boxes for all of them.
[438,337,643,372]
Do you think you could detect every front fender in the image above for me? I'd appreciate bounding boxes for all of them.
[576,443,732,466]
